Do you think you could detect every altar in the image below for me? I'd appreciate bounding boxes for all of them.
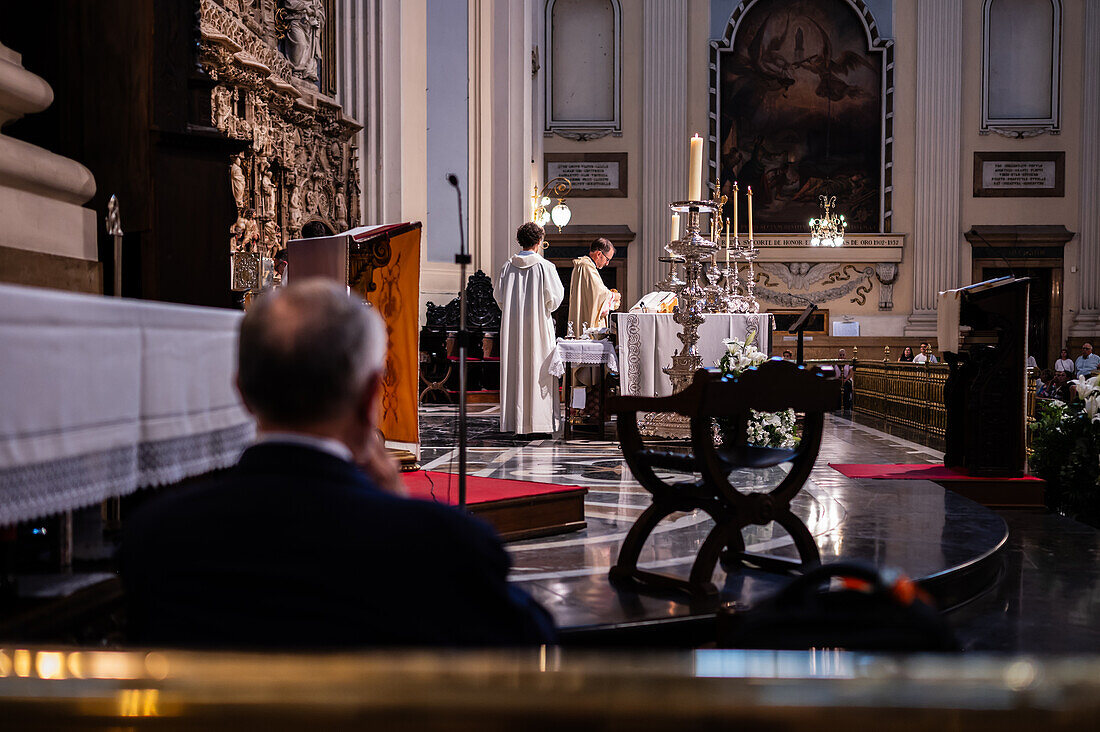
[614,312,772,397]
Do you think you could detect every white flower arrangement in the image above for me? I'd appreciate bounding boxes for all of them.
[715,333,799,449]
[1070,374,1100,422]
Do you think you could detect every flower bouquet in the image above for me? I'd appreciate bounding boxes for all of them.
[1029,374,1100,526]
[715,335,799,449]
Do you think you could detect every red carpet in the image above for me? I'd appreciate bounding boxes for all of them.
[402,471,585,506]
[829,463,1043,482]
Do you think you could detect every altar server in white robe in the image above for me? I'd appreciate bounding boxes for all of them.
[495,222,565,435]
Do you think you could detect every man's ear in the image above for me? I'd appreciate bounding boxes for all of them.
[234,373,257,417]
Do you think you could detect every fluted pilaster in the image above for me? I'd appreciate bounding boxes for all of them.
[1071,1,1100,336]
[640,0,687,293]
[905,0,963,335]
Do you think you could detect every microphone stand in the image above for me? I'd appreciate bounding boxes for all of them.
[447,174,471,509]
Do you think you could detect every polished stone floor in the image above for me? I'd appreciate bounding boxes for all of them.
[419,407,1100,652]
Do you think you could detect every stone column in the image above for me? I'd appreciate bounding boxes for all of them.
[904,0,963,335]
[0,43,96,261]
[1071,1,1100,337]
[640,0,688,293]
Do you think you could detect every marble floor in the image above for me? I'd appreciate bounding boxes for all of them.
[418,406,1100,652]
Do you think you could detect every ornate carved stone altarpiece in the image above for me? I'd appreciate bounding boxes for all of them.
[199,0,361,262]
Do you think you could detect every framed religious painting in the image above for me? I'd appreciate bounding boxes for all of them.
[709,0,894,234]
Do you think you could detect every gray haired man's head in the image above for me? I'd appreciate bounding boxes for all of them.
[237,279,387,427]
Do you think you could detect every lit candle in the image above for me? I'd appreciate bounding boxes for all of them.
[732,181,739,241]
[747,185,754,241]
[670,213,680,242]
[688,134,703,201]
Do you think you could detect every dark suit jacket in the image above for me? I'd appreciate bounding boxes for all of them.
[120,443,555,648]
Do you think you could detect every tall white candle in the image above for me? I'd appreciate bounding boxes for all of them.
[725,219,730,264]
[747,186,754,241]
[688,134,703,201]
[732,181,739,240]
[670,213,680,242]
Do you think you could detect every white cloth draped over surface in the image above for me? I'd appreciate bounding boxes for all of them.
[614,312,772,397]
[0,284,254,526]
[495,252,565,433]
[548,339,619,378]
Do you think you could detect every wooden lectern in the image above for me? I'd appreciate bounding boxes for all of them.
[938,276,1030,477]
[287,224,422,461]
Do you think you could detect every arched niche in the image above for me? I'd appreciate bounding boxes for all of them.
[545,0,622,140]
[981,0,1062,137]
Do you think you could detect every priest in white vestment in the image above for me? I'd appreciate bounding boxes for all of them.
[567,237,617,335]
[495,222,565,435]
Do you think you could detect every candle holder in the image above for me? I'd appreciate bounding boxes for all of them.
[662,199,719,393]
[656,247,684,292]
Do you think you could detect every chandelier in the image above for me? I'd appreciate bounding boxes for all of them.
[809,195,846,247]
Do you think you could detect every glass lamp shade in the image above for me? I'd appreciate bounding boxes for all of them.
[811,236,821,246]
[551,203,571,229]
[540,196,551,207]
[536,210,551,227]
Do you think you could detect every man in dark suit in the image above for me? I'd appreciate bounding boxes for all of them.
[121,279,554,649]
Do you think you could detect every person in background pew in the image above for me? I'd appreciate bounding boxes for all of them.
[1054,348,1074,374]
[1075,342,1099,378]
[838,349,854,410]
[912,342,938,364]
[898,346,915,362]
[121,279,554,649]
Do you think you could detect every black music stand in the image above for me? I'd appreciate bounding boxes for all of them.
[788,303,818,367]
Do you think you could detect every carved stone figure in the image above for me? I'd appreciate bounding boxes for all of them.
[334,183,347,230]
[229,153,247,212]
[348,175,360,227]
[284,0,325,81]
[213,86,232,131]
[288,181,303,231]
[306,185,320,215]
[261,169,277,218]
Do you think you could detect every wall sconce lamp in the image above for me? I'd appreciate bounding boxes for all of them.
[532,177,572,232]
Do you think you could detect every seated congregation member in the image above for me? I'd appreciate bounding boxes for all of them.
[1054,348,1075,374]
[912,342,938,364]
[121,280,554,649]
[1075,342,1099,378]
[898,345,915,362]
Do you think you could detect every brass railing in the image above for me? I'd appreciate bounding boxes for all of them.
[809,360,1040,447]
[848,361,949,438]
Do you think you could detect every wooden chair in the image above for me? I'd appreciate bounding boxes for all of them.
[608,359,841,598]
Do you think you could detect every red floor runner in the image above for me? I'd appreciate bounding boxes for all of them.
[829,463,1043,482]
[401,471,584,506]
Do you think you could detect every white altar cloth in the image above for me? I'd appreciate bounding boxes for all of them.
[0,284,254,526]
[548,338,619,377]
[614,312,772,397]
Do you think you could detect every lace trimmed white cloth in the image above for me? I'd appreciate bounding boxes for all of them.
[0,284,255,526]
[548,338,619,378]
[613,312,772,397]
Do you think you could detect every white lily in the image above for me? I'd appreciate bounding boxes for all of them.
[1086,394,1100,423]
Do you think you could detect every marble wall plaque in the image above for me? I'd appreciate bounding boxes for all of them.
[544,153,627,197]
[974,151,1064,197]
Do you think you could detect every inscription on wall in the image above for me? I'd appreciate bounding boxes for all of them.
[544,153,627,197]
[973,151,1065,197]
[982,161,1056,189]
